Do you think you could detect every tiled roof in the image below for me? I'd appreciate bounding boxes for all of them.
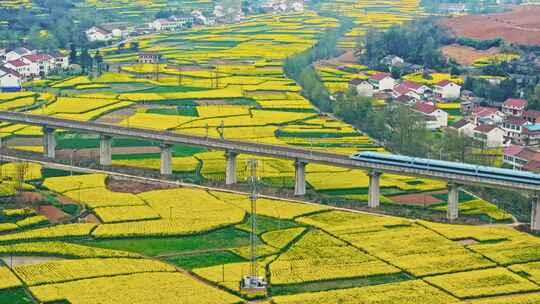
[401,80,424,91]
[0,66,20,78]
[369,72,391,81]
[415,102,438,114]
[474,124,497,133]
[525,110,540,120]
[393,84,412,96]
[504,145,524,157]
[349,78,369,86]
[7,59,27,67]
[473,106,498,117]
[504,116,528,126]
[503,98,527,108]
[23,54,53,63]
[450,119,471,129]
[436,79,452,87]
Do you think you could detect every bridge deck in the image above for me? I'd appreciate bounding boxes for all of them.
[0,111,536,192]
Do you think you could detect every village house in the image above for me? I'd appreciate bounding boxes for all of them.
[449,119,475,137]
[53,53,70,70]
[460,101,474,113]
[525,110,540,124]
[392,84,421,101]
[138,52,162,64]
[472,106,504,126]
[520,124,540,146]
[4,59,31,77]
[0,66,22,92]
[501,116,530,144]
[4,48,33,62]
[22,54,54,77]
[150,16,193,32]
[380,55,404,67]
[86,26,113,42]
[260,0,305,13]
[502,98,527,117]
[368,73,395,91]
[349,79,373,97]
[503,145,540,172]
[473,124,506,148]
[414,102,448,130]
[434,79,461,100]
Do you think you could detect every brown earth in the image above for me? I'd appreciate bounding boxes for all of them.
[17,192,44,204]
[440,5,540,46]
[36,205,69,223]
[81,213,101,224]
[440,45,501,66]
[106,176,177,194]
[388,190,447,206]
[56,146,161,159]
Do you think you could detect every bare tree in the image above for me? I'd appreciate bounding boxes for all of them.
[14,162,30,192]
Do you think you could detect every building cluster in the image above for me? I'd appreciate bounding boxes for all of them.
[0,48,69,92]
[350,72,461,130]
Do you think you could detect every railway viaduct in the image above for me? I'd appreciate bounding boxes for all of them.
[1,111,539,229]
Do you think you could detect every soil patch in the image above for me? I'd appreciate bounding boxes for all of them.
[16,192,44,204]
[388,191,446,206]
[56,146,161,159]
[456,238,480,246]
[441,45,501,66]
[1,256,65,267]
[107,176,177,194]
[440,5,540,46]
[95,107,136,124]
[36,205,69,223]
[82,213,101,224]
[57,195,77,205]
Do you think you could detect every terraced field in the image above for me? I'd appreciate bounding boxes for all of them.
[0,171,537,303]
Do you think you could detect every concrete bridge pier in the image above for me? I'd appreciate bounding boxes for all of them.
[225,151,238,185]
[447,183,459,221]
[294,160,307,196]
[99,135,112,166]
[43,127,56,158]
[160,143,173,176]
[531,194,540,232]
[368,171,382,208]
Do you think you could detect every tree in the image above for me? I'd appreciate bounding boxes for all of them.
[14,162,29,192]
[94,50,103,76]
[130,41,139,51]
[79,48,92,74]
[69,44,78,64]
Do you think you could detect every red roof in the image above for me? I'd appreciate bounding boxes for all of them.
[436,79,452,87]
[369,72,391,81]
[415,102,438,114]
[474,124,497,133]
[7,59,27,67]
[401,80,424,91]
[393,84,412,96]
[524,161,540,171]
[518,149,540,162]
[349,78,369,86]
[473,106,498,117]
[525,110,540,120]
[504,145,524,157]
[23,54,53,63]
[504,116,528,126]
[503,98,527,109]
[450,119,471,129]
[396,95,414,103]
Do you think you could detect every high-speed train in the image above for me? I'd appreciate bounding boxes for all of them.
[350,151,540,186]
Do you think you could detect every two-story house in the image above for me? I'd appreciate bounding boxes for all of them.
[414,102,448,130]
[502,98,527,117]
[473,124,506,148]
[434,80,461,100]
[368,73,396,91]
